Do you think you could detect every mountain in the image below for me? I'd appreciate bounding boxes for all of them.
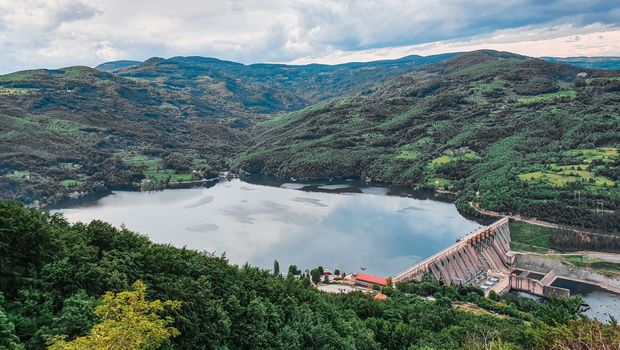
[544,56,620,70]
[238,50,620,231]
[112,53,456,114]
[95,60,142,71]
[0,55,451,206]
[1,50,618,230]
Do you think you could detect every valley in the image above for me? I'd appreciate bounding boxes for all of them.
[1,50,618,233]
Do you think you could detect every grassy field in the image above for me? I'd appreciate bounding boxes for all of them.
[430,150,478,166]
[585,77,620,84]
[518,148,617,188]
[0,88,36,95]
[118,152,196,187]
[509,221,551,253]
[563,147,618,163]
[517,90,576,105]
[395,150,420,160]
[3,171,31,180]
[471,77,505,92]
[517,171,614,187]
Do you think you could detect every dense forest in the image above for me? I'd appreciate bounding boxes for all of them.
[1,200,619,349]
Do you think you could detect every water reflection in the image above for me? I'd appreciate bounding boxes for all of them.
[56,179,482,276]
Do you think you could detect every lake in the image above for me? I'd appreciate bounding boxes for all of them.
[55,178,483,276]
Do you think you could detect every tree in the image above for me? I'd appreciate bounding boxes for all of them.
[47,280,180,350]
[273,260,280,277]
[287,265,299,277]
[535,295,583,326]
[310,269,321,284]
[542,318,620,350]
[49,291,98,340]
[0,298,22,350]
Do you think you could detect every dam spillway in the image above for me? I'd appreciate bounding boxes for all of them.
[393,217,571,297]
[393,217,512,285]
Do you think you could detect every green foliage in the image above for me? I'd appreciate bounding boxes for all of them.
[535,295,583,326]
[0,201,614,350]
[517,90,576,105]
[0,297,23,350]
[48,291,98,340]
[59,180,84,188]
[239,52,620,231]
[47,280,180,350]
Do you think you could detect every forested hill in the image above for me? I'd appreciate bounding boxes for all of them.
[0,66,247,205]
[0,54,451,207]
[238,50,620,231]
[1,200,617,349]
[1,50,619,230]
[94,60,142,72]
[543,56,620,70]
[111,53,455,113]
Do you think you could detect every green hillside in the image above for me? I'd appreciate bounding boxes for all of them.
[0,66,247,205]
[0,55,451,206]
[238,51,620,231]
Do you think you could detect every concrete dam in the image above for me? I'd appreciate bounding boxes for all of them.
[393,217,570,297]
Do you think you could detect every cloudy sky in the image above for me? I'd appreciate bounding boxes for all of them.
[1,0,620,73]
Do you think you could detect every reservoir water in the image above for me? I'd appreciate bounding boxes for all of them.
[551,278,620,322]
[56,178,483,276]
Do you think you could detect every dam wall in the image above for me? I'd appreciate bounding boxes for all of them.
[393,217,512,284]
[392,217,593,298]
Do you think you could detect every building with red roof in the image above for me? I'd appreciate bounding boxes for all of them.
[354,273,387,288]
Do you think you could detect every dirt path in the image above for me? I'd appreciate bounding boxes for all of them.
[573,251,620,264]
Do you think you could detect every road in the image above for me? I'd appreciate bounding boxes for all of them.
[469,202,616,238]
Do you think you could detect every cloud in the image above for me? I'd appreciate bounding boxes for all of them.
[0,0,620,73]
[0,0,99,31]
[288,0,620,51]
[287,24,620,64]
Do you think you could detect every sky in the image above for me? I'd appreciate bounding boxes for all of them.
[1,0,620,73]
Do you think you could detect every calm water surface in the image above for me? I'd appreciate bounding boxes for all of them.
[513,278,620,322]
[551,278,620,322]
[56,179,483,276]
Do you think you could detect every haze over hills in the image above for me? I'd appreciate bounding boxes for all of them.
[0,50,618,231]
[95,60,142,72]
[543,57,620,70]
